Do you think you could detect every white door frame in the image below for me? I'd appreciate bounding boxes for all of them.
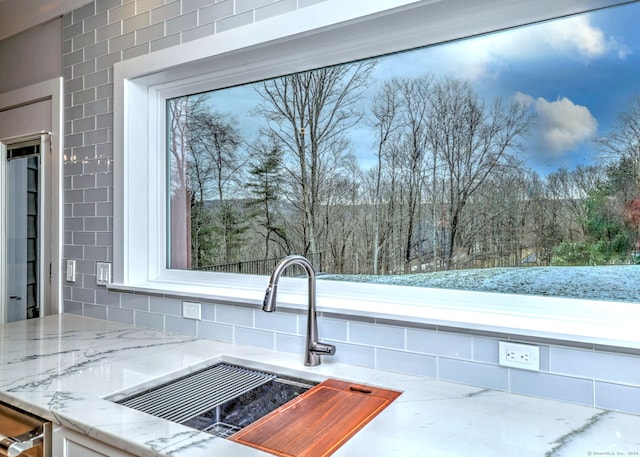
[0,78,63,321]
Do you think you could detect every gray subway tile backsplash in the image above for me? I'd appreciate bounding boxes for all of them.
[150,33,181,52]
[150,2,182,24]
[439,358,509,391]
[85,41,110,61]
[109,2,137,24]
[183,0,216,13]
[235,0,274,14]
[72,2,96,23]
[254,310,298,333]
[60,0,640,417]
[349,321,405,350]
[595,381,640,415]
[199,1,234,24]
[166,11,198,36]
[200,302,215,321]
[137,0,166,13]
[332,342,375,369]
[84,11,108,32]
[123,43,150,61]
[134,311,164,331]
[275,333,305,355]
[216,303,254,326]
[376,348,437,378]
[215,10,253,33]
[198,320,234,343]
[550,346,640,386]
[123,12,151,34]
[64,301,83,316]
[165,315,197,336]
[73,31,96,52]
[120,294,149,311]
[84,303,107,320]
[182,23,217,43]
[472,336,500,364]
[136,22,165,44]
[96,21,122,43]
[317,317,348,341]
[254,0,297,22]
[108,307,134,325]
[510,370,594,406]
[62,21,83,41]
[95,289,121,307]
[149,296,181,316]
[407,328,472,359]
[95,0,121,15]
[109,32,135,53]
[235,327,275,350]
[298,0,328,7]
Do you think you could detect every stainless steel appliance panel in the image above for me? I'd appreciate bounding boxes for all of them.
[0,401,51,457]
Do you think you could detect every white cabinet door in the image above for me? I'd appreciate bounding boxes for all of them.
[54,426,136,457]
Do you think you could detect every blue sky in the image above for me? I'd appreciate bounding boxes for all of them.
[368,2,640,175]
[209,2,640,177]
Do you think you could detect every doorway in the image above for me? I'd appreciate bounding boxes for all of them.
[0,79,63,323]
[5,136,50,322]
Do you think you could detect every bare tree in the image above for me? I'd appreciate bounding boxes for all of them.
[167,95,209,269]
[186,107,248,263]
[546,165,604,241]
[395,76,433,271]
[370,81,401,274]
[255,61,375,257]
[595,95,640,191]
[427,77,532,269]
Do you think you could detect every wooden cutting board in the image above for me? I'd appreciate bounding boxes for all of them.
[229,378,401,457]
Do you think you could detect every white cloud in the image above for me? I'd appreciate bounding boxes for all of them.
[544,15,629,59]
[517,93,598,155]
[412,13,630,83]
[514,92,535,107]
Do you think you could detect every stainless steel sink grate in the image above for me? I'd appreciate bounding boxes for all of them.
[117,363,276,424]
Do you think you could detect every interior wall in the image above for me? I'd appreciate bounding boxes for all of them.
[57,0,640,417]
[0,18,63,94]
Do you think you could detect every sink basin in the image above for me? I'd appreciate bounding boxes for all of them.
[182,376,313,437]
[111,362,317,438]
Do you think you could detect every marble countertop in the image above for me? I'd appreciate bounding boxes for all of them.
[1,315,639,457]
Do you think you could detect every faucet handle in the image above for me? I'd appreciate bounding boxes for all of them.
[310,341,336,356]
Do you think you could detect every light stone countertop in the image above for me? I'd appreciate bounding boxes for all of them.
[1,314,639,456]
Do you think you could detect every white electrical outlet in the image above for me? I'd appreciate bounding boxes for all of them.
[182,301,201,320]
[499,341,540,371]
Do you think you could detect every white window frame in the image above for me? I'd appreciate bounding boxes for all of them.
[113,0,640,348]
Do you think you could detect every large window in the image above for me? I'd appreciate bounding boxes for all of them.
[166,2,640,304]
[114,0,639,346]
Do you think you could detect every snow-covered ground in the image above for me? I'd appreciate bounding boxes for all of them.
[322,265,640,302]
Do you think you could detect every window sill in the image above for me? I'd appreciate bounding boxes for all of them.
[108,276,640,350]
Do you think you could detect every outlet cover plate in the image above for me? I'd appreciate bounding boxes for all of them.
[182,301,202,320]
[499,341,540,371]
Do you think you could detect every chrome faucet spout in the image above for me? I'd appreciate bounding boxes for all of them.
[262,255,336,366]
[262,286,276,312]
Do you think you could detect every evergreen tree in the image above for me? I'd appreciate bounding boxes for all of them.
[245,144,290,257]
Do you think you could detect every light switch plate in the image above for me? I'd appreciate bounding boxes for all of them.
[66,260,76,282]
[96,262,112,286]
